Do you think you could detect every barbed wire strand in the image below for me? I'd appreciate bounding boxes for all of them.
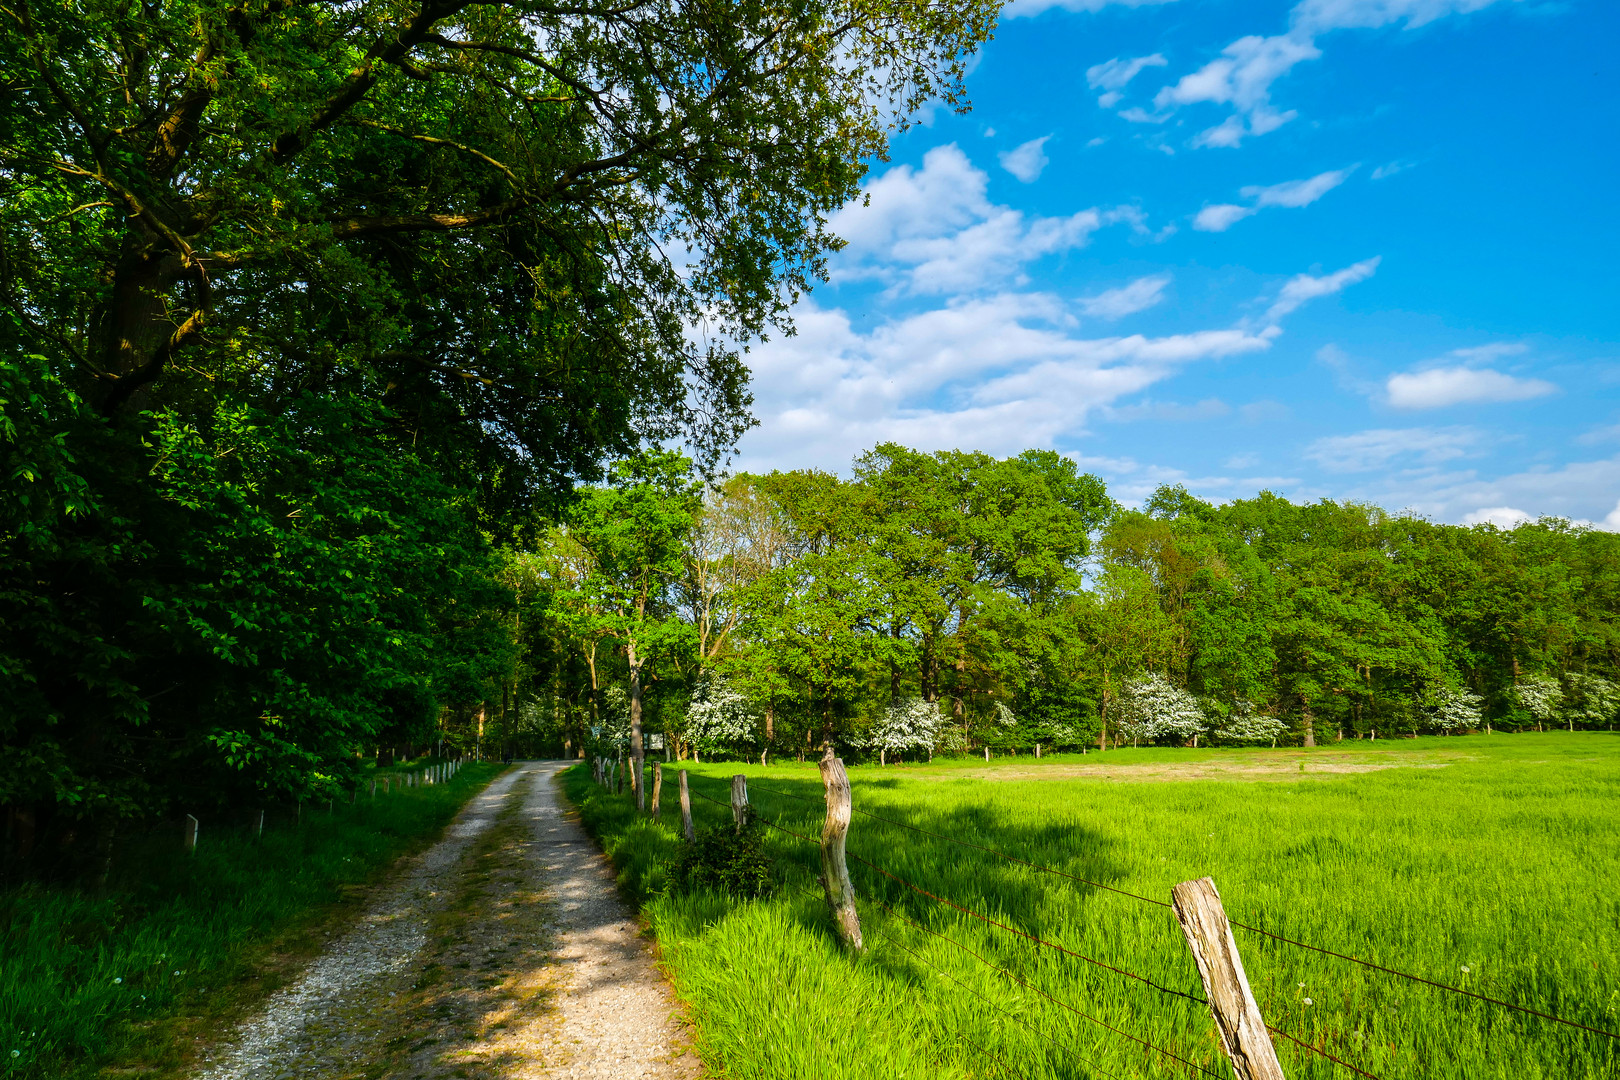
[747,781,1173,909]
[845,848,1208,1008]
[1263,1024,1382,1080]
[747,777,1620,1042]
[684,776,1380,1078]
[695,773,1620,1043]
[851,882,1221,1080]
[1227,922,1620,1042]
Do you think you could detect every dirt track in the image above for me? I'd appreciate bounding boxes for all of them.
[192,762,700,1080]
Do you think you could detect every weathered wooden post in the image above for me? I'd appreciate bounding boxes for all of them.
[254,809,264,838]
[349,787,357,805]
[630,758,640,801]
[983,746,990,762]
[679,770,694,842]
[819,751,863,952]
[184,814,199,853]
[1035,743,1041,759]
[370,779,376,799]
[730,774,749,833]
[651,763,663,816]
[1172,877,1287,1080]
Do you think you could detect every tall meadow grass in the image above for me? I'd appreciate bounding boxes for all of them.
[567,735,1620,1079]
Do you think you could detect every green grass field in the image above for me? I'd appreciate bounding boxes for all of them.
[0,759,506,1079]
[567,735,1620,1080]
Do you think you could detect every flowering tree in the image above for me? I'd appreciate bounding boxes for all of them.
[1114,673,1205,747]
[1516,675,1564,727]
[685,676,761,756]
[868,698,944,762]
[1213,701,1288,746]
[1565,673,1620,731]
[1428,687,1484,734]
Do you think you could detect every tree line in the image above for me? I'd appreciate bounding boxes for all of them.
[519,444,1620,770]
[1,0,997,878]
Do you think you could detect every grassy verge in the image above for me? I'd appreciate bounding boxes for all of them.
[565,735,1620,1080]
[0,760,508,1079]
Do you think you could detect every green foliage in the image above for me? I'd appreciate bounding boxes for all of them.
[671,820,775,900]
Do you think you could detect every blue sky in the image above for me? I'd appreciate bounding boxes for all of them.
[729,0,1620,527]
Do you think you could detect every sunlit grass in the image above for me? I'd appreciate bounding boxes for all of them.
[567,734,1620,1079]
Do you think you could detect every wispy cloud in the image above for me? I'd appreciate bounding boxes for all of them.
[1008,0,1178,20]
[1371,159,1417,180]
[1194,167,1354,230]
[1086,54,1170,108]
[1079,274,1172,319]
[1120,0,1521,147]
[999,136,1053,182]
[1306,426,1479,473]
[1264,257,1381,321]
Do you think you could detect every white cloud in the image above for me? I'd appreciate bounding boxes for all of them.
[1462,506,1533,528]
[1194,168,1353,231]
[1313,451,1620,527]
[1225,452,1262,468]
[1142,0,1521,147]
[999,136,1052,182]
[829,145,1140,295]
[1292,0,1519,34]
[1604,499,1620,532]
[732,294,1279,474]
[1008,0,1177,19]
[1086,54,1169,107]
[1305,426,1479,473]
[1386,366,1557,409]
[1264,257,1381,321]
[1447,342,1528,362]
[1371,159,1416,180]
[1194,204,1256,232]
[1155,34,1319,146]
[1078,274,1171,319]
[1244,167,1355,207]
[1577,424,1620,446]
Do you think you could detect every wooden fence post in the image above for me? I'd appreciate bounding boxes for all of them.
[1035,743,1041,759]
[370,779,376,799]
[679,770,694,842]
[651,763,663,816]
[819,751,863,952]
[254,809,264,838]
[983,746,990,762]
[730,774,749,832]
[1171,877,1287,1080]
[184,814,199,853]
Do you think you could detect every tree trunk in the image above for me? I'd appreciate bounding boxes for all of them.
[628,641,646,812]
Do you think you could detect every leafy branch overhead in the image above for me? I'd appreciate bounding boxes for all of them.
[2,0,998,481]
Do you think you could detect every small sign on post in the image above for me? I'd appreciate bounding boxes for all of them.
[730,774,749,833]
[819,752,862,952]
[184,814,199,853]
[679,770,694,842]
[1172,877,1287,1080]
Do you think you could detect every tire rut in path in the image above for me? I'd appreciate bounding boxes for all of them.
[190,761,700,1080]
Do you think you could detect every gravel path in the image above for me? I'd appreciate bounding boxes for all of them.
[191,761,700,1080]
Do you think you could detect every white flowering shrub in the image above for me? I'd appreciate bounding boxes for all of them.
[1428,687,1483,733]
[1114,673,1205,745]
[868,697,945,756]
[1565,673,1620,728]
[596,685,631,748]
[685,676,760,752]
[1213,700,1288,745]
[1516,674,1563,723]
[993,701,1017,727]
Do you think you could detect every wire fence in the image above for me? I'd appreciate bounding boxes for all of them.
[620,765,1617,1079]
